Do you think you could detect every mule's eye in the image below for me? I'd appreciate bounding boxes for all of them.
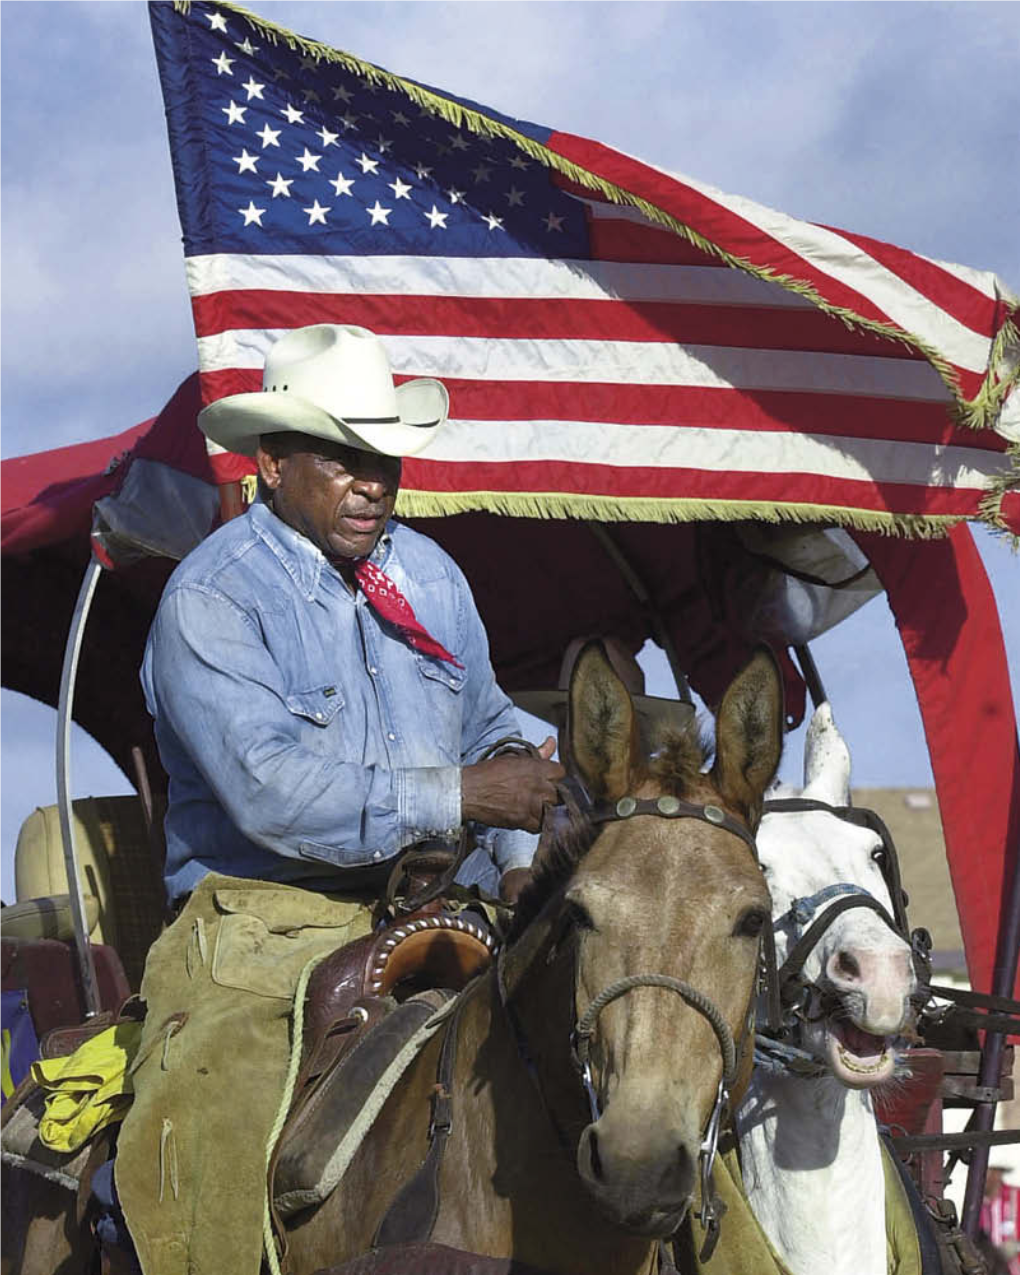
[734,907,768,938]
[871,847,887,867]
[563,900,595,932]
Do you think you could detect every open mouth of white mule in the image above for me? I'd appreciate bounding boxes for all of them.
[825,1020,895,1087]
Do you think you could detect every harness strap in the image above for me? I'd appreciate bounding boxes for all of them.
[588,796,758,857]
[372,996,463,1249]
[777,892,901,1005]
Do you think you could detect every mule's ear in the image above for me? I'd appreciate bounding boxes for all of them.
[710,646,784,821]
[802,701,851,806]
[567,640,640,801]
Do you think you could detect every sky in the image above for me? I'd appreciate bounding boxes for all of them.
[1,0,1018,905]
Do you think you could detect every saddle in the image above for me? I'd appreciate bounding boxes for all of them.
[267,890,496,1243]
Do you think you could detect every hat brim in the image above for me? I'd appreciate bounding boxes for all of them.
[198,377,448,459]
[512,689,695,735]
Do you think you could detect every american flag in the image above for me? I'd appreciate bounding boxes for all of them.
[150,0,1019,534]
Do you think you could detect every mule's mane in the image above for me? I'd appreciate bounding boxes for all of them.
[508,722,711,940]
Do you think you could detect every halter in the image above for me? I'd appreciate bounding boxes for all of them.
[755,797,932,1071]
[501,781,762,1260]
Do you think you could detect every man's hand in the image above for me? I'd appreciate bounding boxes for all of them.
[499,867,532,904]
[461,736,564,833]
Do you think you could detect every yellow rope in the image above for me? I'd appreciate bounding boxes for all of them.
[261,950,330,1275]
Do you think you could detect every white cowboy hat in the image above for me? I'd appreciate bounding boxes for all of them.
[198,324,449,458]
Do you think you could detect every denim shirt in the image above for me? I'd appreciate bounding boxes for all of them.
[142,499,537,905]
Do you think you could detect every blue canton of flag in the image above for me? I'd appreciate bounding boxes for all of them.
[152,1,587,259]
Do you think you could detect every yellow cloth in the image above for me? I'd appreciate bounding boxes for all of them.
[32,1021,144,1153]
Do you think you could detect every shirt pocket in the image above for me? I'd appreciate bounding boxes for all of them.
[415,654,466,762]
[284,684,345,728]
[210,887,372,999]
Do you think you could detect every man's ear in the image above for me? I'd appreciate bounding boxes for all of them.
[255,443,283,490]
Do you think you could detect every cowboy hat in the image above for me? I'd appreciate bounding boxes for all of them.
[198,324,448,458]
[512,636,695,737]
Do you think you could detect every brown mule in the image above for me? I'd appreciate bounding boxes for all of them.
[284,642,783,1275]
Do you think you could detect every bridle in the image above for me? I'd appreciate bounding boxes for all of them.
[754,797,932,1072]
[499,779,764,1260]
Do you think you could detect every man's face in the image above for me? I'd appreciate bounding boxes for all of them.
[256,433,401,562]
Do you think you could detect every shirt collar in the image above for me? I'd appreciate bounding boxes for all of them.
[248,496,394,601]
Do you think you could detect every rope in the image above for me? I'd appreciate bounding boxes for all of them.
[574,974,737,1084]
[261,949,331,1275]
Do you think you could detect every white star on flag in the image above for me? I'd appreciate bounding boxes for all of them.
[301,89,322,105]
[212,52,234,75]
[332,85,353,103]
[296,148,322,172]
[235,38,258,55]
[424,205,448,229]
[257,123,281,148]
[508,154,529,170]
[241,77,265,101]
[447,187,465,204]
[472,164,492,184]
[281,104,304,124]
[388,177,412,200]
[304,200,330,225]
[505,186,525,207]
[316,126,339,148]
[239,201,265,225]
[366,200,392,225]
[206,11,228,31]
[449,132,470,151]
[298,56,319,72]
[543,210,565,232]
[356,153,380,174]
[414,163,433,179]
[392,111,411,126]
[266,173,293,198]
[339,111,359,132]
[221,101,247,125]
[482,212,504,231]
[233,149,259,173]
[329,171,355,197]
[374,135,394,154]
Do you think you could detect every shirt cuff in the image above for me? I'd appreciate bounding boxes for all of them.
[396,766,462,844]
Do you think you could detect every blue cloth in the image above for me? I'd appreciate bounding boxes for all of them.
[143,500,536,905]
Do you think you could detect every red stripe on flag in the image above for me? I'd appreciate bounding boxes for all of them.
[402,456,991,518]
[195,370,995,451]
[192,290,929,360]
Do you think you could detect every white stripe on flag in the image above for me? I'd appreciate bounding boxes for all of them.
[197,329,952,401]
[420,419,1005,491]
[185,253,818,309]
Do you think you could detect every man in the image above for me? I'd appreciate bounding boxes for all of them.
[114,324,563,1275]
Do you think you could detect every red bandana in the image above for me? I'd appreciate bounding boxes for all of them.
[354,559,464,669]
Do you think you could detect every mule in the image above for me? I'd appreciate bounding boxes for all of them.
[284,641,783,1275]
[734,702,919,1275]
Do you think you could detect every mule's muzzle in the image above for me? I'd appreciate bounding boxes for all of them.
[576,1118,696,1237]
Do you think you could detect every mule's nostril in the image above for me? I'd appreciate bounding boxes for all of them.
[589,1129,604,1182]
[836,950,861,981]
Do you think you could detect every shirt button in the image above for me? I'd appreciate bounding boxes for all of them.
[372,851,382,861]
[315,711,324,721]
[369,666,378,675]
[387,732,396,741]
